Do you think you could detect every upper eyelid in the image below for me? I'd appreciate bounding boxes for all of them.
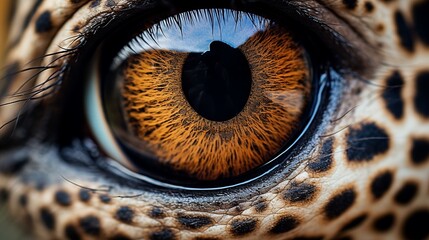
[70,0,380,78]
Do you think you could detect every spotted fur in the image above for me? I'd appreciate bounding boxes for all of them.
[1,0,429,239]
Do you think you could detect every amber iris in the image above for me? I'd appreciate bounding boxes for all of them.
[113,10,311,180]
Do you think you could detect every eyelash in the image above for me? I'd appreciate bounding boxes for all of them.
[1,1,351,190]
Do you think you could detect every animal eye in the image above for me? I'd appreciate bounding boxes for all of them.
[85,8,327,187]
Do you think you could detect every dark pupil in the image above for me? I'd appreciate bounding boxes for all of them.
[182,40,252,122]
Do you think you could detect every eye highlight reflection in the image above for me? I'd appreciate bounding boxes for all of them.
[94,9,313,182]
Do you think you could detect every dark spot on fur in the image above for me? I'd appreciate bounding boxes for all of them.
[394,182,418,205]
[19,194,27,207]
[150,207,165,218]
[394,11,415,52]
[150,228,176,240]
[402,209,429,240]
[324,188,356,220]
[346,123,389,162]
[79,216,101,236]
[79,189,91,202]
[106,0,116,7]
[90,0,101,8]
[371,171,393,200]
[284,182,317,203]
[40,208,55,230]
[308,138,333,173]
[340,214,368,232]
[230,218,257,236]
[414,72,429,118]
[413,1,429,46]
[65,224,81,240]
[35,11,53,33]
[252,199,268,212]
[373,213,395,232]
[364,1,374,12]
[177,214,213,229]
[99,194,111,203]
[342,0,358,9]
[270,216,300,234]
[115,206,134,223]
[411,138,429,165]
[382,71,404,119]
[72,25,81,33]
[55,190,71,206]
[376,23,385,33]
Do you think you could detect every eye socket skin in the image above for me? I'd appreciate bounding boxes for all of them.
[95,9,313,182]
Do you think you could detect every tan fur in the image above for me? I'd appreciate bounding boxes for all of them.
[1,0,429,239]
